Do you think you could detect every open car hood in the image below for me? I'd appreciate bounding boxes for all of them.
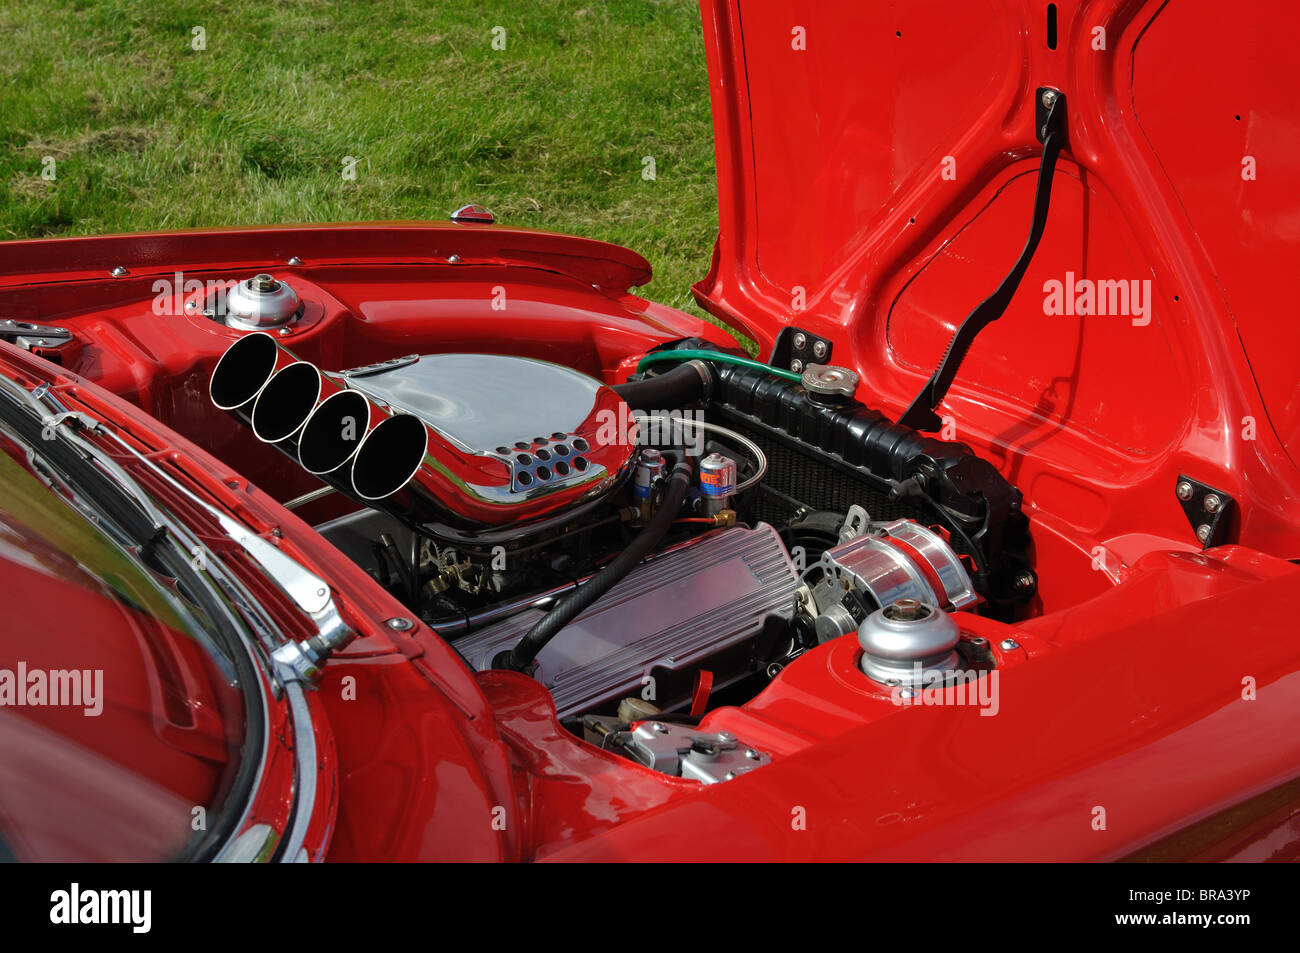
[692,0,1300,476]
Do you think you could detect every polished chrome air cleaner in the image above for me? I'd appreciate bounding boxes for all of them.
[211,342,635,528]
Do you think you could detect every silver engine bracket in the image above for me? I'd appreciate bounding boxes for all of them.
[611,721,770,784]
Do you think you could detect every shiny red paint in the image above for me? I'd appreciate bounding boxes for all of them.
[694,0,1300,568]
[0,0,1296,862]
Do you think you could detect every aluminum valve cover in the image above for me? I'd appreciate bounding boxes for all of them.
[454,523,799,719]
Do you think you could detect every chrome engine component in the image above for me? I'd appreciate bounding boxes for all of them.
[698,451,737,516]
[221,273,301,330]
[806,515,979,643]
[633,448,667,519]
[342,353,611,496]
[611,721,770,784]
[800,362,859,398]
[454,523,799,719]
[857,598,961,687]
[210,338,635,528]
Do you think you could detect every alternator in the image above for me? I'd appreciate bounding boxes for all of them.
[804,515,979,643]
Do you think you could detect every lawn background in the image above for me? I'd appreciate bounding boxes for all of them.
[0,0,719,318]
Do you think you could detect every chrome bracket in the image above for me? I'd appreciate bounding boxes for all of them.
[0,319,73,351]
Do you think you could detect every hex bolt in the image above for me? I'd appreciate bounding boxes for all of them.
[651,722,669,734]
[1041,89,1058,108]
[385,617,414,631]
[286,256,303,266]
[791,359,804,373]
[1176,480,1195,501]
[1196,524,1212,543]
[110,266,129,278]
[1015,571,1036,592]
[716,731,737,744]
[1000,639,1021,651]
[812,340,828,359]
[885,598,929,622]
[1203,493,1222,513]
[792,332,807,350]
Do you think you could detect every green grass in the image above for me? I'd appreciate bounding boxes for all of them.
[0,0,720,316]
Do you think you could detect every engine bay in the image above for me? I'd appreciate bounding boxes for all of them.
[6,237,1272,809]
[197,275,1042,774]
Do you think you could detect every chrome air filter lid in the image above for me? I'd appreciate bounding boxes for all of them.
[342,353,635,522]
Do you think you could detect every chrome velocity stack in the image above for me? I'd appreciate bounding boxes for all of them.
[250,361,322,444]
[297,388,374,475]
[209,331,301,420]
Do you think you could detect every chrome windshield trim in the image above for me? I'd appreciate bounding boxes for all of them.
[16,379,338,862]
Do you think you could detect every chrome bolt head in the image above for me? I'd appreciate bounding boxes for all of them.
[110,266,129,278]
[385,617,414,631]
[286,256,303,266]
[1000,638,1021,651]
[1203,493,1222,513]
[792,332,807,350]
[1176,480,1194,501]
[885,597,929,622]
[790,359,804,373]
[1041,89,1058,108]
[1196,523,1212,543]
[812,340,828,359]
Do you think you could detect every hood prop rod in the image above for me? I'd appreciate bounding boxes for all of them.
[897,88,1067,432]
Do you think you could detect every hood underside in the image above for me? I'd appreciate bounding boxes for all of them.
[692,0,1300,474]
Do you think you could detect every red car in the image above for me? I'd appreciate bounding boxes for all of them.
[2,0,1298,863]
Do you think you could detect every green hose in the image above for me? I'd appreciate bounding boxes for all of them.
[634,349,803,383]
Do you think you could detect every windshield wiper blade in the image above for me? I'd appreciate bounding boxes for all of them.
[0,380,172,555]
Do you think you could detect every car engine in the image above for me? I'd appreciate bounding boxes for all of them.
[210,330,1034,734]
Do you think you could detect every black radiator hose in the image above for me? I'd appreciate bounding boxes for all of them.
[494,458,693,673]
[611,360,712,411]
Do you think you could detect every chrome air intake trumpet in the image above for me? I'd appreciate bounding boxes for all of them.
[210,334,636,529]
